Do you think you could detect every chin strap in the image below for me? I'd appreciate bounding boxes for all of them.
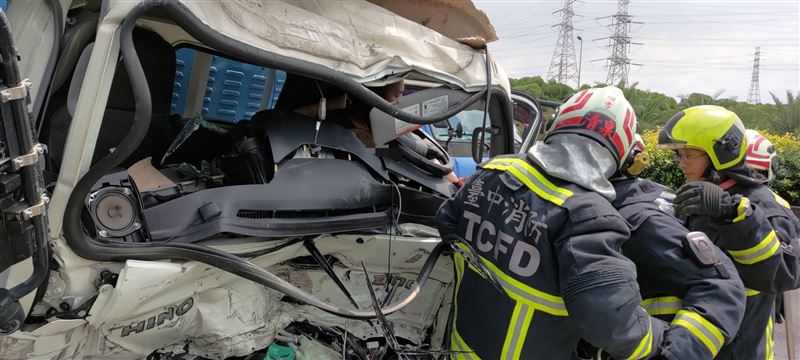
[719,178,736,191]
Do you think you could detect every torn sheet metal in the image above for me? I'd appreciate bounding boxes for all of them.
[130,0,510,92]
[0,233,450,359]
[368,0,498,47]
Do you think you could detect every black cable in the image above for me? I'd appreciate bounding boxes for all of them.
[60,0,448,320]
[33,0,64,134]
[231,237,304,258]
[477,47,493,162]
[0,9,51,300]
[157,1,486,126]
[303,238,359,309]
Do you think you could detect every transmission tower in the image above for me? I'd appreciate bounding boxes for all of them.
[546,0,579,88]
[747,46,761,104]
[597,0,642,86]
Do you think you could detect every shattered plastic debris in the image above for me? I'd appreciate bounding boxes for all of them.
[161,114,229,165]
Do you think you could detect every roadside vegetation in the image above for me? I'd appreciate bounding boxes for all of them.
[511,76,800,204]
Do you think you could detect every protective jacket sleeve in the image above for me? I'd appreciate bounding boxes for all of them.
[557,194,668,360]
[707,189,800,294]
[624,209,746,359]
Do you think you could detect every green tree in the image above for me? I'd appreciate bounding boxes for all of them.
[620,82,678,130]
[540,80,575,102]
[768,90,800,136]
[508,77,791,134]
[510,76,546,99]
[677,90,737,108]
[509,76,576,102]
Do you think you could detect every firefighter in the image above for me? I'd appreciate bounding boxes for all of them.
[597,134,746,359]
[437,86,671,359]
[657,105,800,360]
[744,129,780,184]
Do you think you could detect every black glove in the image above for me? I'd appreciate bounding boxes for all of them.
[674,181,739,220]
[574,339,599,359]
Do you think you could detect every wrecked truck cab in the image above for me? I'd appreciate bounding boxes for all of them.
[0,0,540,358]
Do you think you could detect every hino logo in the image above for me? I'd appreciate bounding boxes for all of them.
[119,297,194,337]
[372,274,416,290]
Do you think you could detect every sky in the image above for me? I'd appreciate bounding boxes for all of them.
[474,0,800,102]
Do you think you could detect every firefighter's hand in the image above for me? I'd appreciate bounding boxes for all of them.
[674,181,738,220]
[574,339,598,359]
[595,350,665,360]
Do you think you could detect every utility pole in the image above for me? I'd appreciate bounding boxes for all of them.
[747,46,761,104]
[577,35,583,88]
[546,0,579,88]
[595,0,642,86]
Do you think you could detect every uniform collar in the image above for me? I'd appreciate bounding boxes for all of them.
[527,135,617,201]
[720,178,736,191]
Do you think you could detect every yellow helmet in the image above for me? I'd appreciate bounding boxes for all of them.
[657,105,746,170]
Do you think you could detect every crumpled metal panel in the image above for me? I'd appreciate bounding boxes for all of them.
[168,0,509,92]
[0,232,451,359]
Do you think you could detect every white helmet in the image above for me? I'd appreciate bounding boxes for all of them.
[744,129,779,182]
[546,86,638,170]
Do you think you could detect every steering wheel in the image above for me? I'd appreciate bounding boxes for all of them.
[394,130,454,177]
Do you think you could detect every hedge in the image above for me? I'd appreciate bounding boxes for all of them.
[639,130,800,205]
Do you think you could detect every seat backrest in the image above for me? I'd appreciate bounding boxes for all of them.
[47,28,177,171]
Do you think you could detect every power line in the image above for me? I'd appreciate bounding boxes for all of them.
[637,36,799,42]
[546,0,580,87]
[645,18,797,25]
[747,46,762,103]
[597,0,642,85]
[642,43,798,49]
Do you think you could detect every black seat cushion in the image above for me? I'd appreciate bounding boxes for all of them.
[46,28,177,171]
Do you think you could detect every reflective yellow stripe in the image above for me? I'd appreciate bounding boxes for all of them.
[492,158,574,198]
[672,310,725,356]
[453,245,555,359]
[451,330,480,360]
[772,190,791,209]
[455,243,568,316]
[766,316,774,360]
[728,230,780,265]
[746,288,761,297]
[501,304,535,359]
[626,316,654,360]
[640,296,682,316]
[478,257,565,315]
[452,253,470,359]
[733,197,750,223]
[484,158,573,206]
[454,252,466,287]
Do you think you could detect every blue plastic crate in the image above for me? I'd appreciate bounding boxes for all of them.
[171,48,285,122]
[170,48,195,116]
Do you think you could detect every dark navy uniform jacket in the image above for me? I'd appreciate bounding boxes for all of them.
[686,181,800,360]
[612,178,746,359]
[436,155,668,360]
